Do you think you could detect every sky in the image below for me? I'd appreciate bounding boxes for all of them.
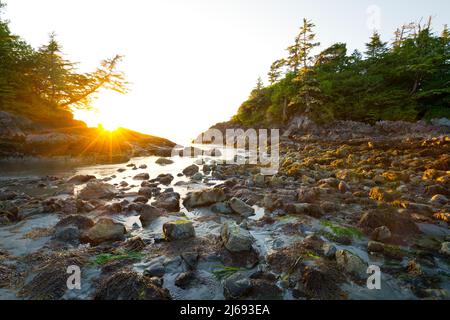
[3,0,450,144]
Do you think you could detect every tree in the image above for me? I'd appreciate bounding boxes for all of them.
[286,18,320,72]
[365,31,388,58]
[268,59,286,84]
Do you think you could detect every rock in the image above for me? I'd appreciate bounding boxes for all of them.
[155,158,174,165]
[223,272,251,300]
[370,226,392,242]
[368,241,384,253]
[133,196,149,204]
[285,203,323,218]
[335,250,367,278]
[322,243,337,258]
[253,174,266,187]
[133,173,150,180]
[182,164,200,177]
[211,202,234,214]
[191,172,204,181]
[138,187,154,198]
[94,271,170,300]
[338,181,350,193]
[163,220,195,241]
[55,215,95,231]
[139,205,164,226]
[299,267,343,300]
[297,187,319,203]
[206,148,222,157]
[54,226,80,243]
[0,191,18,201]
[179,146,203,158]
[144,262,165,277]
[81,218,126,245]
[358,208,420,237]
[440,242,450,256]
[78,181,118,200]
[369,187,396,202]
[67,175,96,184]
[430,194,448,206]
[181,252,199,270]
[229,197,255,217]
[152,192,180,212]
[155,174,174,185]
[183,188,226,208]
[139,164,148,169]
[175,271,195,289]
[221,221,254,252]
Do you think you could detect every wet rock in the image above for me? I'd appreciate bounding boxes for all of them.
[211,202,234,214]
[367,241,384,253]
[338,181,350,193]
[138,187,154,198]
[94,271,170,300]
[358,208,420,237]
[139,205,164,226]
[182,164,200,177]
[0,191,18,201]
[229,197,255,217]
[78,181,118,200]
[298,267,343,300]
[440,242,450,256]
[181,252,199,270]
[67,175,96,184]
[425,185,450,197]
[221,221,254,252]
[248,278,283,300]
[285,203,323,218]
[183,188,226,209]
[155,173,174,185]
[369,187,396,202]
[55,215,95,231]
[370,226,392,242]
[163,220,195,241]
[144,262,165,277]
[322,243,337,259]
[253,174,266,187]
[81,218,126,245]
[335,250,367,278]
[139,164,148,169]
[152,192,180,212]
[133,173,150,181]
[155,157,174,165]
[123,236,146,251]
[133,196,149,204]
[223,272,251,300]
[191,172,204,181]
[54,226,80,243]
[297,187,319,203]
[430,194,448,206]
[175,271,195,289]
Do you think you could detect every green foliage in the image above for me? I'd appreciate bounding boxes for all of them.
[212,265,243,280]
[320,220,364,239]
[234,17,450,126]
[92,250,144,266]
[0,2,127,127]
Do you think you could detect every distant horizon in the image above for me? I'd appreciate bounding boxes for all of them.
[4,0,450,144]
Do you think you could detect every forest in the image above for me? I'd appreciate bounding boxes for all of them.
[233,18,450,126]
[0,2,126,128]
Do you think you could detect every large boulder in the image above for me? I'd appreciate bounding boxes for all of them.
[67,175,96,184]
[77,182,117,200]
[81,218,126,245]
[228,197,255,217]
[139,205,164,226]
[358,208,420,237]
[163,220,195,241]
[335,250,367,279]
[221,221,254,252]
[151,192,180,212]
[182,164,200,177]
[223,272,252,300]
[183,188,226,209]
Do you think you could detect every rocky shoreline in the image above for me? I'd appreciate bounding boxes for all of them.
[0,118,449,300]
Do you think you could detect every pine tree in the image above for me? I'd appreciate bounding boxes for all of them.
[268,59,285,84]
[365,31,388,58]
[286,19,320,72]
